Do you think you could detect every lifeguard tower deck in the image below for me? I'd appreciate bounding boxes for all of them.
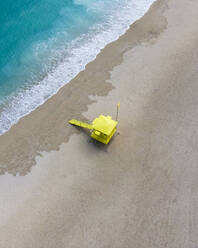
[69,115,118,144]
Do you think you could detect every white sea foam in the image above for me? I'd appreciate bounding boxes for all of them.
[0,0,155,135]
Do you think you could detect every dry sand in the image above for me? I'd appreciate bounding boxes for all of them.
[1,0,198,247]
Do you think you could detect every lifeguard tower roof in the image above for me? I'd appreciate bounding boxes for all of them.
[92,115,117,136]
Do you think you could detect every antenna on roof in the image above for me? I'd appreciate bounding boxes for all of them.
[116,101,120,121]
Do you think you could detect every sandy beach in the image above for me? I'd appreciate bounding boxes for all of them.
[1,0,198,247]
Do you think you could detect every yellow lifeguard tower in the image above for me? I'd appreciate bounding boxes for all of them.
[69,103,120,144]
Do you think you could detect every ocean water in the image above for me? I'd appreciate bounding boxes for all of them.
[0,0,155,134]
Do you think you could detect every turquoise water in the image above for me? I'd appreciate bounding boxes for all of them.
[0,0,155,134]
[0,0,100,98]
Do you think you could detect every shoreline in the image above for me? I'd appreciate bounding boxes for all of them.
[0,0,156,136]
[1,0,198,247]
[0,0,167,175]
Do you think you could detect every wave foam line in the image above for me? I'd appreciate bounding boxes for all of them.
[0,0,155,135]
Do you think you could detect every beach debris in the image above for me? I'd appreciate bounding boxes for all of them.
[69,103,120,144]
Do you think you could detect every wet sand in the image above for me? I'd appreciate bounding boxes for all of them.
[1,0,198,247]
